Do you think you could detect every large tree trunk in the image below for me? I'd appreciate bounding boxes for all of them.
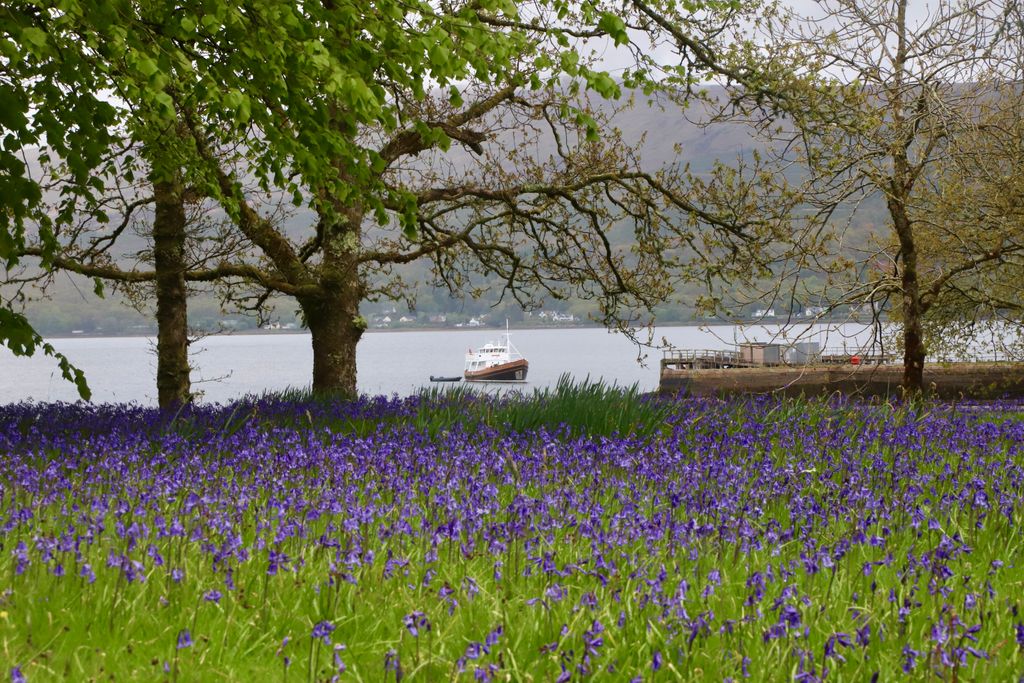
[152,177,191,409]
[891,200,926,394]
[900,270,926,394]
[301,290,364,395]
[300,169,366,395]
[887,0,925,395]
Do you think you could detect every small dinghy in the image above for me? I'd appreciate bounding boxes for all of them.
[429,375,462,382]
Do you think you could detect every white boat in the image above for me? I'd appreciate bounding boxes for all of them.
[464,323,529,382]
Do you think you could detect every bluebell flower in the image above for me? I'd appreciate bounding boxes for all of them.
[333,644,346,673]
[312,620,335,645]
[902,644,920,673]
[403,611,430,637]
[384,649,402,679]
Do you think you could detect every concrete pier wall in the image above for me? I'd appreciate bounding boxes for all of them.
[659,362,1024,399]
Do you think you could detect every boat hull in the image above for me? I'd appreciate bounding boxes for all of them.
[464,358,529,382]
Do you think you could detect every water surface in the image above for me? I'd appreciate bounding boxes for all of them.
[0,323,873,405]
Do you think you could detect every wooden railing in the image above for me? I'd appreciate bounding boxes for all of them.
[819,348,899,365]
[663,347,896,368]
[663,347,1019,370]
[661,349,757,369]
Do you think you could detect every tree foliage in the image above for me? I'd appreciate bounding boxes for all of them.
[7,0,788,398]
[712,0,1024,391]
[914,81,1024,360]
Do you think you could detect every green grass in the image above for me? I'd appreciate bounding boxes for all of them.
[413,374,676,440]
[2,391,1024,680]
[199,375,677,441]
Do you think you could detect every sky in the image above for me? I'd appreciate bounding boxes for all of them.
[593,0,958,82]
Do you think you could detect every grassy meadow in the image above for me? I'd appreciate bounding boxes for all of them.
[2,381,1023,680]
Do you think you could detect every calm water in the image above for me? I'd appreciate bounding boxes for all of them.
[0,323,874,405]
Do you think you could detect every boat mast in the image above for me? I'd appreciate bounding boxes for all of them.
[505,318,520,359]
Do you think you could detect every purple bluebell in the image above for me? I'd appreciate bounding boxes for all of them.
[312,620,335,645]
[403,611,430,637]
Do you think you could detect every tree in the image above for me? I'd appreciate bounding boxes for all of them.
[19,129,259,409]
[716,0,1024,392]
[12,98,262,409]
[1,1,124,398]
[3,0,356,399]
[10,0,793,401]
[8,0,517,401]
[176,1,793,395]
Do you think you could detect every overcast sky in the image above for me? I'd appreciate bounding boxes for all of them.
[592,0,943,81]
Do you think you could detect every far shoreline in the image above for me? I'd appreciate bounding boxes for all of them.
[37,317,867,341]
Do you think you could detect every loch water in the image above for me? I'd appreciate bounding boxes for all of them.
[0,323,877,405]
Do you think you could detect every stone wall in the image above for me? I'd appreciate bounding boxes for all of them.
[659,362,1024,399]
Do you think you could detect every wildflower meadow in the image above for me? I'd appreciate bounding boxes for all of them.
[2,382,1024,680]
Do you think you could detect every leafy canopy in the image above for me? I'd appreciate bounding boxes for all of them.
[3,0,728,396]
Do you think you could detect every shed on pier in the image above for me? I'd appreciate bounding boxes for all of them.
[738,342,783,366]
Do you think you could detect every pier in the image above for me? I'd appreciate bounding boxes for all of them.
[660,349,754,370]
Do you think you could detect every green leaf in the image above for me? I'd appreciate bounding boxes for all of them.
[448,86,463,107]
[44,343,92,400]
[597,13,629,46]
[587,71,621,99]
[21,27,49,50]
[0,308,38,356]
[428,43,451,70]
[154,91,175,119]
[0,87,29,130]
[137,57,159,77]
[223,89,243,109]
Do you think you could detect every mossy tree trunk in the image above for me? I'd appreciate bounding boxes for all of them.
[152,176,191,409]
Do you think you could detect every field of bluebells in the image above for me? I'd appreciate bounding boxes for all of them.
[2,383,1024,681]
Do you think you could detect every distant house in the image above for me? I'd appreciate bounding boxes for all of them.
[399,315,415,323]
[467,318,483,327]
[753,308,777,318]
[538,310,575,322]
